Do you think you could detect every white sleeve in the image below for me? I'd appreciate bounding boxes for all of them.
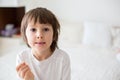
[16,52,24,66]
[62,54,71,80]
[16,52,24,80]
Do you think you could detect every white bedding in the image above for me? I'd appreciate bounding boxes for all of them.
[60,44,120,80]
[1,38,120,80]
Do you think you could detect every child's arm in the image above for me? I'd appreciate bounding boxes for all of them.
[16,62,34,80]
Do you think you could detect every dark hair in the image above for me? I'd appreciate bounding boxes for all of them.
[21,7,60,52]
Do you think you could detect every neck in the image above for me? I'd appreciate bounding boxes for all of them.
[32,49,52,61]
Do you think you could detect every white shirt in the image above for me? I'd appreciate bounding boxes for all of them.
[16,48,71,80]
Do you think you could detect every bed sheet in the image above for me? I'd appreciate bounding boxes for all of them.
[60,44,120,80]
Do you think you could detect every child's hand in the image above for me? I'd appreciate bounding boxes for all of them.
[16,62,34,80]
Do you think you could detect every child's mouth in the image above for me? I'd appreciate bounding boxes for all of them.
[35,42,46,45]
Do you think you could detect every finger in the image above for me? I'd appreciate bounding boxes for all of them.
[16,62,25,71]
[18,64,29,78]
[21,66,29,78]
[19,64,28,71]
[24,69,34,80]
[17,63,31,78]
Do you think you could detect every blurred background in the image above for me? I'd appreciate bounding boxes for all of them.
[0,0,120,80]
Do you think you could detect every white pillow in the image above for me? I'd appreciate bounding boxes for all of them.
[82,21,112,48]
[58,22,83,47]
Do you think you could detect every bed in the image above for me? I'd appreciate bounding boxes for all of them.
[58,20,120,80]
[59,44,120,80]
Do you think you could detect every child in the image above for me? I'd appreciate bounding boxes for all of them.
[16,7,71,80]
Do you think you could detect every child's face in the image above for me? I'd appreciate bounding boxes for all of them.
[25,20,53,53]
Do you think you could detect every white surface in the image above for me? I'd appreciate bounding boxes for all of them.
[0,37,27,80]
[111,27,120,49]
[0,0,19,6]
[82,21,112,48]
[60,44,120,80]
[18,0,120,25]
[59,21,83,44]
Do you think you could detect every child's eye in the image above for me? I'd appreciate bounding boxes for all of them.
[43,28,49,32]
[30,28,36,32]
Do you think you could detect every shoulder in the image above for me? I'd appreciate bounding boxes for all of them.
[54,49,70,60]
[55,49,68,55]
[55,49,71,67]
[18,48,30,55]
[16,48,31,66]
[17,48,31,60]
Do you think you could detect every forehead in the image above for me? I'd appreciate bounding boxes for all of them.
[28,17,51,24]
[27,19,52,28]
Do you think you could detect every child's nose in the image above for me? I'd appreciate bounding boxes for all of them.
[36,31,43,39]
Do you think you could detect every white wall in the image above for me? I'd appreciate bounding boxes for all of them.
[0,0,18,6]
[0,0,120,25]
[17,0,120,26]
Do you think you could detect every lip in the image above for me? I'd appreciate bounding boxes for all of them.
[35,42,46,45]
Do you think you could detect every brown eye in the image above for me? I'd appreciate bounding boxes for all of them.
[43,28,49,32]
[30,28,36,32]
